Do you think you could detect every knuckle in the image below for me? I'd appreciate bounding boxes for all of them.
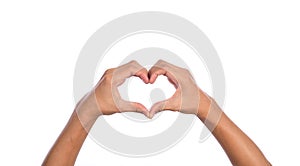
[102,74,112,82]
[157,59,166,66]
[138,67,147,74]
[157,59,166,64]
[104,68,114,75]
[178,68,190,76]
[102,70,115,82]
[129,60,138,65]
[183,68,190,74]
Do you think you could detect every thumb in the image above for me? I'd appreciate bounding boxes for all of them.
[126,102,150,118]
[149,100,168,119]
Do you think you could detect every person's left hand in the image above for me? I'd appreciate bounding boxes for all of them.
[147,60,211,119]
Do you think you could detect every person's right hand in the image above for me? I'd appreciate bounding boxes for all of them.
[75,60,150,123]
[148,60,213,119]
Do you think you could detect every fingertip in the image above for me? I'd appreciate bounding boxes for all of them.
[149,74,157,84]
[133,102,150,117]
[140,109,149,118]
[145,77,150,84]
[140,106,149,116]
[149,79,153,84]
[135,68,149,84]
[145,111,150,119]
[149,107,158,119]
[141,74,149,84]
[149,111,154,119]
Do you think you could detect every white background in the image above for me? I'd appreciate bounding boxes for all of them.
[1,0,300,165]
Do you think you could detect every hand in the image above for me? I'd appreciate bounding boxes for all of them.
[75,60,150,122]
[44,60,271,166]
[148,60,212,119]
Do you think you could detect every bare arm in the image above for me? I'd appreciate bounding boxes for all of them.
[149,60,271,165]
[43,59,271,165]
[42,111,96,166]
[42,61,149,166]
[198,98,271,165]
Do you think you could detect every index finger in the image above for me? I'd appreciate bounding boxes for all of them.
[113,60,149,85]
[148,60,178,87]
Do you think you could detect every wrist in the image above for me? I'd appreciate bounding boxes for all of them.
[197,98,223,132]
[196,90,213,121]
[75,109,99,131]
[75,91,102,129]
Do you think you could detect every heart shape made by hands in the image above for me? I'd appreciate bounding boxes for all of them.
[110,60,200,119]
[119,75,175,112]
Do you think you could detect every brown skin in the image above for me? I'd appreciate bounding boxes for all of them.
[43,61,149,166]
[42,60,271,166]
[42,111,94,166]
[198,99,271,166]
[148,60,271,165]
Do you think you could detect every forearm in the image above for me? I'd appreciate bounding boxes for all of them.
[42,61,149,166]
[198,99,270,165]
[42,111,97,166]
